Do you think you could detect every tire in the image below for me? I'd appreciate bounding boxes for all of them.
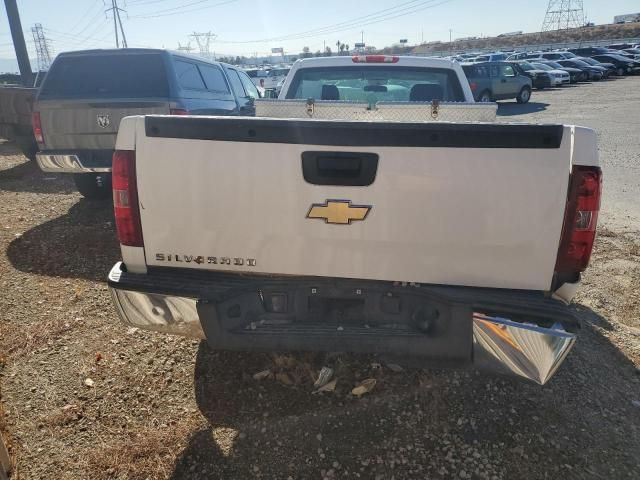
[616,67,624,76]
[73,173,112,200]
[516,86,531,104]
[478,90,492,102]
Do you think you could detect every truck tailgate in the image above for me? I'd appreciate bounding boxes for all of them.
[133,116,573,291]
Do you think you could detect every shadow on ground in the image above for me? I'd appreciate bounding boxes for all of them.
[6,198,119,282]
[0,154,77,195]
[497,101,549,116]
[170,305,640,479]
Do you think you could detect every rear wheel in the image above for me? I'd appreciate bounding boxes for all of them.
[73,173,112,200]
[516,86,531,104]
[478,90,492,103]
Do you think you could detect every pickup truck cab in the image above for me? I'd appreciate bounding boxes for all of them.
[108,55,601,385]
[33,49,260,198]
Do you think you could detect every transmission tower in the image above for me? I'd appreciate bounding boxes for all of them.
[190,32,217,60]
[106,0,128,48]
[31,23,53,71]
[541,0,585,32]
[177,42,194,53]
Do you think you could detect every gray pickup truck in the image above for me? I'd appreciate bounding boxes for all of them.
[34,48,261,198]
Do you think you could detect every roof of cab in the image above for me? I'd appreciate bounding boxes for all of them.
[292,55,458,70]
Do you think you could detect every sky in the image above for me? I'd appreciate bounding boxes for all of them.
[1,0,639,70]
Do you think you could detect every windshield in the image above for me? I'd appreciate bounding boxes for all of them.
[531,63,552,71]
[39,53,169,99]
[580,58,598,65]
[563,52,577,58]
[286,66,465,103]
[570,60,590,67]
[545,61,564,69]
[519,62,535,71]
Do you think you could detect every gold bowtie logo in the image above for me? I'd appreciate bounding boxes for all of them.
[306,200,371,225]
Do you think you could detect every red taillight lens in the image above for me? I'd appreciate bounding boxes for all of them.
[352,55,399,63]
[112,150,143,247]
[555,166,602,274]
[470,82,478,92]
[32,112,43,143]
[170,108,189,115]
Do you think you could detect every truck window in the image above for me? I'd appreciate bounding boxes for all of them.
[198,64,230,93]
[238,71,260,99]
[174,60,206,90]
[225,69,246,97]
[39,53,169,99]
[501,65,516,77]
[285,66,465,103]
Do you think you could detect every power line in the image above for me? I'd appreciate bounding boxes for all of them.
[215,0,452,44]
[129,0,238,18]
[68,0,102,34]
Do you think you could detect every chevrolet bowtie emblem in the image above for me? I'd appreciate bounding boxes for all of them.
[306,200,371,225]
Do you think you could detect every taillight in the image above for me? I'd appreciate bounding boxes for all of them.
[170,108,189,115]
[112,150,143,247]
[352,55,399,63]
[32,112,43,143]
[469,82,478,92]
[555,166,602,274]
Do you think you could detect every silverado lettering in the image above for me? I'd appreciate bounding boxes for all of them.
[155,253,256,266]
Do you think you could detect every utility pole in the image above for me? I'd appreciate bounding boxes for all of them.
[190,32,217,60]
[177,42,194,52]
[31,23,53,72]
[3,0,33,86]
[106,0,128,48]
[449,29,453,56]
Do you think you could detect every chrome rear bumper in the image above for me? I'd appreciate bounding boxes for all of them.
[108,263,578,385]
[36,153,112,173]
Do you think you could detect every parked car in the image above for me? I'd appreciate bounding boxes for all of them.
[556,59,604,81]
[461,61,532,103]
[608,43,636,50]
[568,47,611,57]
[33,48,261,198]
[515,61,553,89]
[591,54,640,76]
[108,55,601,385]
[576,57,616,77]
[529,62,571,86]
[537,51,577,61]
[537,60,585,83]
[471,53,507,62]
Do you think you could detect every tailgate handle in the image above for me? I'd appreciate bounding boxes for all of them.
[302,151,378,186]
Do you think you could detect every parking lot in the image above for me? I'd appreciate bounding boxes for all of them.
[1,77,639,479]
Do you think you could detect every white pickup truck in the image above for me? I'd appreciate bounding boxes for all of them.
[107,56,601,385]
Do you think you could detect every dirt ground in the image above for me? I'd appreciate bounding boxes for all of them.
[1,78,640,479]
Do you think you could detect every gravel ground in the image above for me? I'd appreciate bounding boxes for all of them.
[1,77,639,480]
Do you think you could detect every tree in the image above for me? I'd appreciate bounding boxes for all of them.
[301,46,311,58]
[345,44,350,54]
[339,43,346,55]
[324,46,332,56]
[314,50,322,57]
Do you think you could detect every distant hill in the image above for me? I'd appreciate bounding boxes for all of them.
[402,22,640,55]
